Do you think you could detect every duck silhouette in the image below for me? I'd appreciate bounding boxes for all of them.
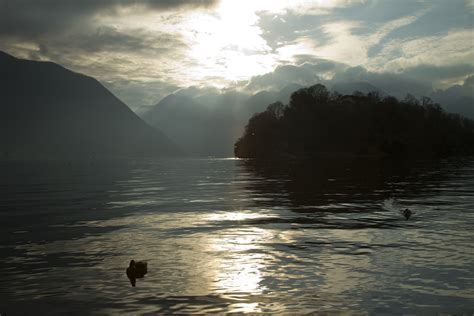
[401,208,413,220]
[126,260,148,287]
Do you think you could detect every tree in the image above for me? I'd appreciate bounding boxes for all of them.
[235,84,474,159]
[266,101,285,119]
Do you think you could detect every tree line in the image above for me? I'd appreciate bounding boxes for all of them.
[234,84,474,159]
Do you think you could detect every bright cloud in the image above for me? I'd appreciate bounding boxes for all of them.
[369,29,474,74]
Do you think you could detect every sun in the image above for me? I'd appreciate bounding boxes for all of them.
[180,0,339,85]
[181,0,278,84]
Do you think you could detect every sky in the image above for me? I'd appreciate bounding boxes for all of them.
[1,0,473,106]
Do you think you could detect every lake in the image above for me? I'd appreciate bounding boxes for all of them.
[1,157,473,314]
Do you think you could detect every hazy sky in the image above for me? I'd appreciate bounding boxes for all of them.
[1,0,473,105]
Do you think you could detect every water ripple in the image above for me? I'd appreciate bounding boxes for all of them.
[1,157,474,314]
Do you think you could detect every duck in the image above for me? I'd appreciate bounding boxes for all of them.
[401,208,413,220]
[126,260,148,287]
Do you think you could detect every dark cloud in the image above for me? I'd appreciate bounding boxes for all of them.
[0,0,218,38]
[242,59,474,102]
[70,26,188,54]
[432,76,474,119]
[0,1,106,38]
[331,64,474,98]
[142,0,218,10]
[332,67,433,98]
[332,66,431,97]
[400,64,474,84]
[0,0,200,106]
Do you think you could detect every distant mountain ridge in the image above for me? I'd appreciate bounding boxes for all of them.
[143,93,237,156]
[0,51,180,159]
[141,84,299,156]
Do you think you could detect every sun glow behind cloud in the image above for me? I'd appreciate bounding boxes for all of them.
[163,0,366,87]
[178,0,369,86]
[182,2,277,85]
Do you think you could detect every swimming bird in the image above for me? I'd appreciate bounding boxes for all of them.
[401,208,413,220]
[126,260,148,287]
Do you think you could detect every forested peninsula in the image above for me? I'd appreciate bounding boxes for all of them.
[234,84,474,159]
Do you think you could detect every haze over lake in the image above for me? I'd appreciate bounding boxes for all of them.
[2,157,473,314]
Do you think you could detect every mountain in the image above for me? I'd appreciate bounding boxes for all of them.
[129,104,154,117]
[143,94,238,156]
[0,51,180,159]
[141,84,303,157]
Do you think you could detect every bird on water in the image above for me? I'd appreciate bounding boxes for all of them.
[401,208,413,220]
[126,260,148,287]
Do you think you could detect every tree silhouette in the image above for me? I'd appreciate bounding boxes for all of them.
[234,84,474,159]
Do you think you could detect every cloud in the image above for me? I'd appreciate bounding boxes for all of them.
[312,8,426,66]
[0,0,218,38]
[399,64,474,88]
[0,0,214,105]
[315,21,368,65]
[40,26,188,57]
[331,66,432,97]
[431,75,474,118]
[244,63,322,92]
[468,0,474,11]
[1,0,472,107]
[0,22,191,95]
[368,29,474,75]
[242,57,474,100]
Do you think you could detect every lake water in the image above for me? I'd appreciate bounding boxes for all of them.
[1,157,474,314]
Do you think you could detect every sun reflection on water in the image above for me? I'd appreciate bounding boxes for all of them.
[206,210,271,223]
[204,211,277,312]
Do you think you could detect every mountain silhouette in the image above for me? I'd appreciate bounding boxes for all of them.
[141,84,302,157]
[142,94,218,156]
[0,51,181,159]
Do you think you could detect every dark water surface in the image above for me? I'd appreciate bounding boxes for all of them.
[1,157,473,314]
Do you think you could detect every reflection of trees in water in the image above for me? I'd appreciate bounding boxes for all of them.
[239,157,469,215]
